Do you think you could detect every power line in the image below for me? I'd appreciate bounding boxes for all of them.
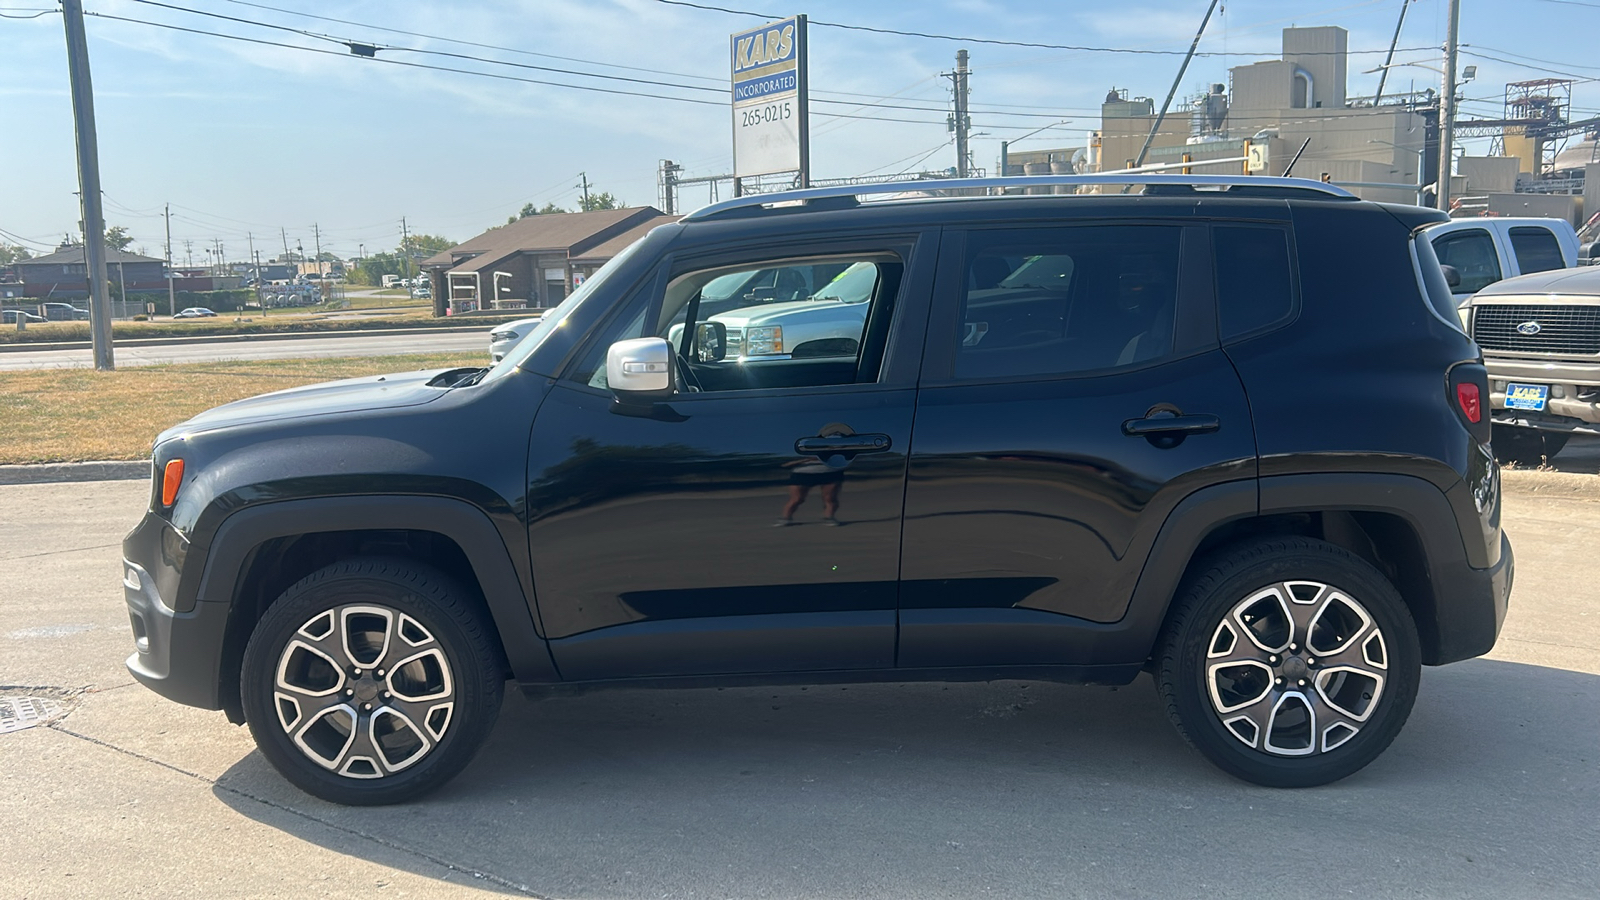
[111,3,1093,121]
[650,0,1435,56]
[85,13,729,106]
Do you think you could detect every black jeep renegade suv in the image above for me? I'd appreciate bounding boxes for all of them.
[122,175,1512,805]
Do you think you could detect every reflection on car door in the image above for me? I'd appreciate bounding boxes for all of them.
[524,232,936,681]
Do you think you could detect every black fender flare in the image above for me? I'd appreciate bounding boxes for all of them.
[1120,472,1500,667]
[197,496,557,684]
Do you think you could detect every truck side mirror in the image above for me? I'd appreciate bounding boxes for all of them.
[1440,264,1462,289]
[606,337,674,403]
[694,321,727,363]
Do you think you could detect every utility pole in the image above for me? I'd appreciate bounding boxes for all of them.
[164,203,175,317]
[1373,0,1413,106]
[183,239,192,268]
[577,172,591,210]
[61,0,113,370]
[1437,0,1461,211]
[400,217,412,284]
[217,240,225,276]
[949,50,971,177]
[280,227,290,263]
[312,223,322,277]
[1134,0,1219,170]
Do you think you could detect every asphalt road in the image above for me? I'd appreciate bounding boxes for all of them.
[0,329,488,370]
[1,479,1596,898]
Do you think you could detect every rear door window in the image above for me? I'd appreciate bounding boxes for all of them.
[1430,228,1502,293]
[1509,226,1565,274]
[953,225,1182,380]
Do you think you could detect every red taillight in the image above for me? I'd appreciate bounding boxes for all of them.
[1456,382,1482,424]
[161,459,184,507]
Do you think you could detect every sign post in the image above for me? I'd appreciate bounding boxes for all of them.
[730,15,808,194]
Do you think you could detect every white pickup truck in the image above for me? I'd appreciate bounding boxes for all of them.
[1425,217,1580,317]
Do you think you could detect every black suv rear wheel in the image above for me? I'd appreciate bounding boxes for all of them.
[1156,538,1420,787]
[240,558,504,805]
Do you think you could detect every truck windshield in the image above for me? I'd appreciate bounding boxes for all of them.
[811,261,879,303]
[480,237,651,382]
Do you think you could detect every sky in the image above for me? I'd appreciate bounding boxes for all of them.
[1,0,1595,262]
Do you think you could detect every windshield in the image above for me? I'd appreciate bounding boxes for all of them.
[480,237,651,383]
[811,261,879,303]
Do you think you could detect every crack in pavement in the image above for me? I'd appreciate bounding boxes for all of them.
[42,722,546,898]
[0,542,122,561]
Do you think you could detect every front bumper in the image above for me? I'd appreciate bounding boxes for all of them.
[122,512,229,710]
[1486,357,1600,428]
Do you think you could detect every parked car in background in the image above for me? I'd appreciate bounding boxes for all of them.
[40,302,90,321]
[174,307,218,318]
[488,314,545,362]
[2,309,47,324]
[1466,265,1600,464]
[1427,218,1580,320]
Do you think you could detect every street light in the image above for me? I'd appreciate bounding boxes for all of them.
[1370,138,1428,205]
[999,119,1073,179]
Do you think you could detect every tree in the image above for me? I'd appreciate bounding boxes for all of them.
[0,244,31,264]
[407,233,454,255]
[104,225,134,251]
[519,201,568,218]
[578,192,621,212]
[347,234,454,286]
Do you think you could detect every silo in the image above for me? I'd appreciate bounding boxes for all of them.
[1050,154,1073,193]
[1024,160,1051,194]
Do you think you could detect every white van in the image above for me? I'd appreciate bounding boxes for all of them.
[1425,217,1580,311]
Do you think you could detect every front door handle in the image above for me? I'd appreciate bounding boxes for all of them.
[1122,413,1221,437]
[795,434,893,455]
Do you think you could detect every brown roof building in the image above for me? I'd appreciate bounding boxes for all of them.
[420,207,677,315]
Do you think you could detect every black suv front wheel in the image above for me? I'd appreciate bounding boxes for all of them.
[1156,538,1421,787]
[240,558,504,805]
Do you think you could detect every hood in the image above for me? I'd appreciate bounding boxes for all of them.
[156,367,456,442]
[712,298,866,328]
[1475,266,1600,299]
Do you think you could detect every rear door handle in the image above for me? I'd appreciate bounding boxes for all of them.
[795,434,892,455]
[1122,413,1221,437]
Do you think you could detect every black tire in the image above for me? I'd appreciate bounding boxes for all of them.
[1493,424,1566,466]
[1155,537,1421,788]
[240,558,504,805]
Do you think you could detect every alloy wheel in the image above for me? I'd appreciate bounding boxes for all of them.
[1204,580,1388,757]
[272,604,456,779]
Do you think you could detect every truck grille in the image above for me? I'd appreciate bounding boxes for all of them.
[1473,304,1600,355]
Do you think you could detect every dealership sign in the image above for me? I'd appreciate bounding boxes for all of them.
[730,15,809,180]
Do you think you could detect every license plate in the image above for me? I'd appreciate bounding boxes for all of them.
[1504,382,1549,411]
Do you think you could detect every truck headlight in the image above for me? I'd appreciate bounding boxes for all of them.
[744,326,783,356]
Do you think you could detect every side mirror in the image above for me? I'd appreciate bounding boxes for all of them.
[1440,264,1462,289]
[605,337,673,402]
[694,321,728,363]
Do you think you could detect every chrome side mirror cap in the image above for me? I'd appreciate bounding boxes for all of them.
[606,337,674,401]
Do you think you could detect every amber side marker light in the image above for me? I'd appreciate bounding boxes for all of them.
[161,459,185,507]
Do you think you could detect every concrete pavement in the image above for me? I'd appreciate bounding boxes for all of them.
[1,480,1596,898]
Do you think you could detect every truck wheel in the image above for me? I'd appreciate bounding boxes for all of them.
[1155,538,1421,788]
[1493,425,1566,466]
[240,558,504,805]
